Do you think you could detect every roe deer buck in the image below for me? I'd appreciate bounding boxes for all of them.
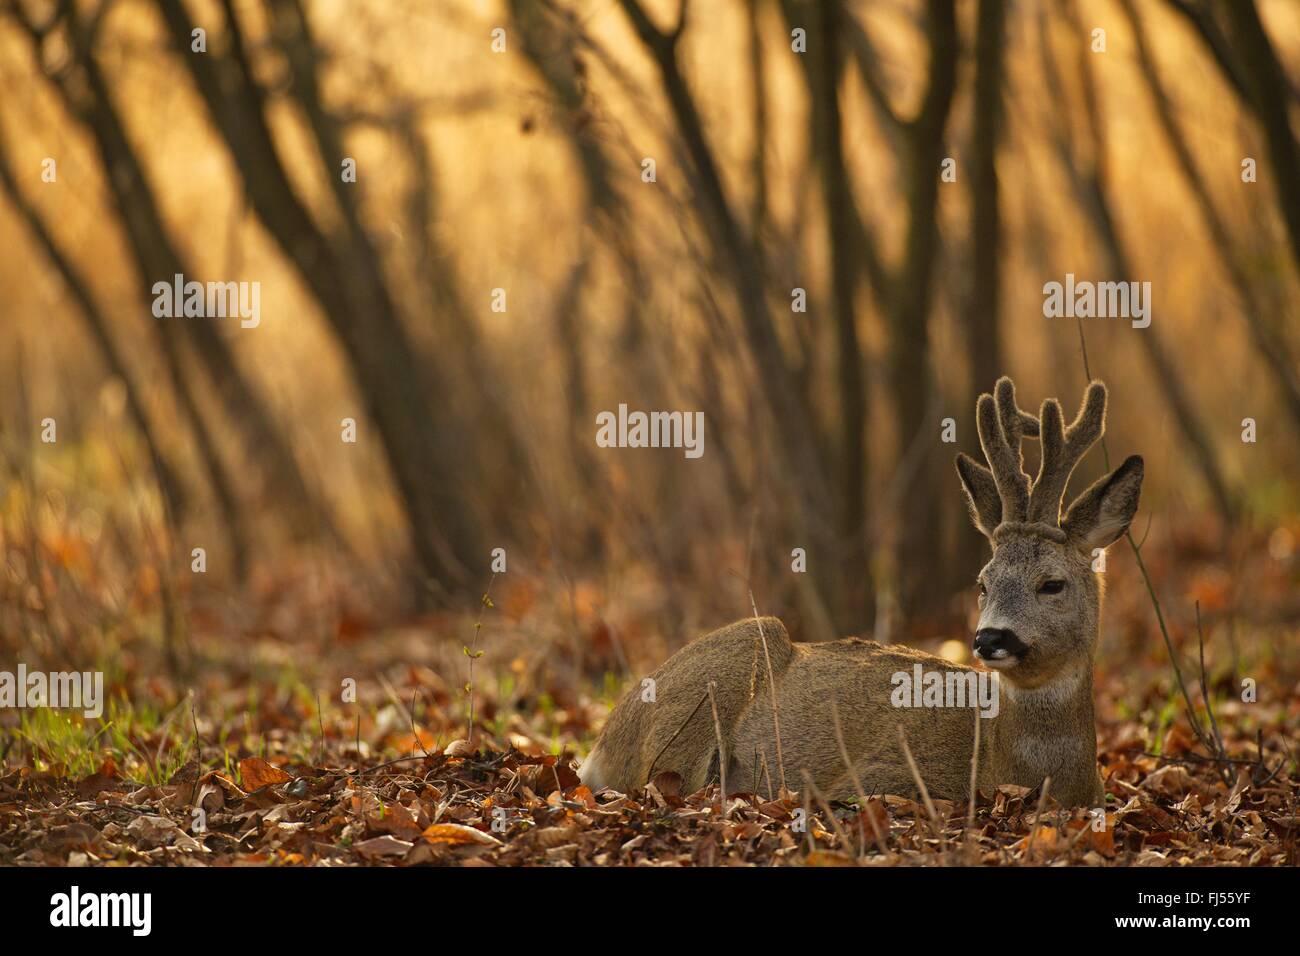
[580,377,1143,808]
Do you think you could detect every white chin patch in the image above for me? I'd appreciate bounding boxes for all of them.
[978,651,1018,669]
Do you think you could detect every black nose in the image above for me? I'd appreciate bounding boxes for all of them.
[973,627,1019,657]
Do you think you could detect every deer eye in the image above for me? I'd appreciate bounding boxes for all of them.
[1039,579,1066,595]
[977,581,987,596]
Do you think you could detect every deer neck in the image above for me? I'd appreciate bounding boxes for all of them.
[985,663,1101,806]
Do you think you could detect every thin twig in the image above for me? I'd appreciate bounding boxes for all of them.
[351,753,439,777]
[802,779,815,854]
[646,690,710,781]
[184,699,207,811]
[410,689,431,759]
[749,591,788,797]
[706,682,730,817]
[1027,776,1052,863]
[466,572,498,744]
[968,706,982,834]
[1076,319,1219,759]
[897,724,941,842]
[189,700,203,777]
[830,697,886,858]
[802,769,853,856]
[1140,751,1260,768]
[1065,808,1099,854]
[315,692,325,765]
[1195,602,1227,765]
[1126,530,1218,756]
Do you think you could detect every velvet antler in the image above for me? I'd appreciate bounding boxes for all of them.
[965,377,1108,532]
[1028,382,1107,524]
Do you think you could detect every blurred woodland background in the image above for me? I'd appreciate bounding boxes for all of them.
[0,0,1298,685]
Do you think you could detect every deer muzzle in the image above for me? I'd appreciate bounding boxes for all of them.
[973,627,1028,665]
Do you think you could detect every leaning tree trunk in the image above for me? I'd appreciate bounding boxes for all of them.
[1221,1,1300,280]
[153,0,486,593]
[618,0,840,641]
[1040,3,1235,524]
[956,0,1008,588]
[18,4,331,560]
[887,0,959,615]
[1123,0,1300,436]
[0,121,187,530]
[805,0,871,629]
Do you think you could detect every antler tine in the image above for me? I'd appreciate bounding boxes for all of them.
[989,377,1041,523]
[994,377,1040,450]
[977,389,1029,523]
[1028,381,1107,523]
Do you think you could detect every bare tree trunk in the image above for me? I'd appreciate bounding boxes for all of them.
[1041,4,1235,523]
[783,0,956,618]
[618,0,838,640]
[153,0,487,592]
[3,4,257,575]
[0,121,186,530]
[7,3,333,557]
[1221,1,1300,278]
[746,0,770,248]
[801,0,871,627]
[886,0,958,613]
[1123,0,1300,436]
[269,0,523,551]
[507,0,620,553]
[966,0,1006,406]
[394,115,536,544]
[83,12,323,544]
[957,0,1008,587]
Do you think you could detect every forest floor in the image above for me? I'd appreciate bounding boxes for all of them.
[2,524,1298,866]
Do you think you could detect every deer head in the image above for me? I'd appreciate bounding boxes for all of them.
[955,377,1143,691]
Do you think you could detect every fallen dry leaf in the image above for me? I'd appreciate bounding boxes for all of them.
[76,758,121,799]
[421,823,502,847]
[650,771,682,799]
[368,800,422,841]
[238,757,293,792]
[1142,764,1196,799]
[354,835,414,860]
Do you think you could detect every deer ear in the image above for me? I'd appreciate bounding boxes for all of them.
[955,453,1001,540]
[1062,455,1144,552]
